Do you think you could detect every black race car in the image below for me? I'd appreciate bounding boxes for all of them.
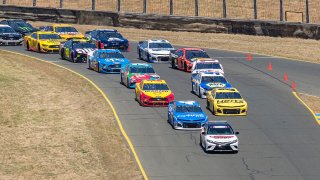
[0,19,38,36]
[0,24,23,46]
[59,39,96,63]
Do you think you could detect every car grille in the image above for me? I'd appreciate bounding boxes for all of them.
[109,64,121,68]
[49,45,60,48]
[223,109,240,114]
[150,98,167,101]
[213,145,233,151]
[77,54,87,62]
[183,122,201,128]
[157,56,169,61]
[2,36,20,40]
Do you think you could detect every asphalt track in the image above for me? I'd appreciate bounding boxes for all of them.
[2,43,320,180]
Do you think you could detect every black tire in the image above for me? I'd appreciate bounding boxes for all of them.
[147,53,150,62]
[184,62,188,71]
[37,44,41,53]
[126,77,130,88]
[206,100,210,110]
[26,41,30,51]
[60,49,65,60]
[88,60,92,70]
[198,87,202,98]
[71,54,77,63]
[97,63,100,73]
[120,74,123,85]
[138,49,142,60]
[171,59,177,69]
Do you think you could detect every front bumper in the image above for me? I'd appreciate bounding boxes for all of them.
[104,43,128,51]
[40,47,60,53]
[214,107,247,116]
[150,55,170,63]
[75,54,87,63]
[140,97,172,107]
[205,142,238,152]
[101,64,122,74]
[174,121,205,130]
[0,39,23,46]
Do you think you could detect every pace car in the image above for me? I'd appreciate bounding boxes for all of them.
[87,49,130,73]
[200,121,239,153]
[170,48,210,72]
[137,39,175,63]
[42,24,85,40]
[135,79,174,106]
[0,25,23,46]
[191,59,224,74]
[86,29,129,50]
[168,101,208,130]
[0,19,38,36]
[206,88,247,116]
[191,72,232,98]
[120,63,160,88]
[24,31,65,53]
[60,39,96,63]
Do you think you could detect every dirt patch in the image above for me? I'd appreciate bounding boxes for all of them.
[30,21,320,64]
[0,51,142,179]
[298,93,320,113]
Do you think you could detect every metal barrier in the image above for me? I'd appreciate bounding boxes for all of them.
[2,0,319,24]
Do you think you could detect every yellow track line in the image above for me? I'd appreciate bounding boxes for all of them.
[292,91,320,126]
[0,49,148,180]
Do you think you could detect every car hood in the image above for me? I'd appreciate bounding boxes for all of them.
[200,82,227,90]
[206,135,238,143]
[101,37,128,43]
[100,58,130,64]
[129,73,160,82]
[192,69,224,74]
[0,33,21,37]
[142,90,172,98]
[148,49,173,55]
[41,39,65,45]
[215,99,247,106]
[175,112,206,121]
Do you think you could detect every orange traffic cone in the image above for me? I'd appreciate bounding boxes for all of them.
[284,72,288,81]
[292,81,296,91]
[247,52,252,61]
[268,62,273,71]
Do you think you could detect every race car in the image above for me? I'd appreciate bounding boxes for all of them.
[60,39,96,63]
[191,59,224,75]
[137,39,175,63]
[135,79,174,107]
[206,88,247,116]
[24,31,65,53]
[0,19,38,36]
[86,29,129,50]
[0,25,23,46]
[41,24,84,40]
[167,101,208,130]
[191,72,232,98]
[87,49,130,73]
[120,63,160,88]
[200,121,239,153]
[170,48,210,72]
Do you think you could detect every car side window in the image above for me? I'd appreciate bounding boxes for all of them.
[177,50,183,57]
[141,42,147,49]
[31,33,37,39]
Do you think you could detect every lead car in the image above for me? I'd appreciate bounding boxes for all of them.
[200,121,239,153]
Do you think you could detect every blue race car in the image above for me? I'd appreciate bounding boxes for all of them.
[87,49,130,73]
[120,63,160,89]
[85,29,129,51]
[168,101,208,130]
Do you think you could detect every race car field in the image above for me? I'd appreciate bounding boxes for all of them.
[2,41,320,179]
[0,51,142,179]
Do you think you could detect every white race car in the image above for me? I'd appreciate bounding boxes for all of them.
[137,39,175,63]
[191,59,224,75]
[191,72,232,98]
[200,121,239,153]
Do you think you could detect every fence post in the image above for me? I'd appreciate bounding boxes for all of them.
[92,0,95,10]
[118,0,120,13]
[170,0,173,15]
[33,0,36,6]
[306,0,309,23]
[60,0,63,8]
[223,0,227,18]
[280,0,283,21]
[253,0,257,19]
[195,0,199,16]
[143,0,147,13]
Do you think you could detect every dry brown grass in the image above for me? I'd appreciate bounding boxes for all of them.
[3,0,320,23]
[0,51,142,179]
[28,21,320,64]
[299,93,320,113]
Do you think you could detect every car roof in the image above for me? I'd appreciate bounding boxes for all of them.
[207,121,230,126]
[130,63,152,67]
[195,59,220,63]
[215,88,239,93]
[97,49,121,53]
[199,72,224,77]
[175,101,199,106]
[142,79,166,84]
[147,39,170,43]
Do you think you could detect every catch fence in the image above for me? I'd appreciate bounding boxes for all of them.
[2,0,320,24]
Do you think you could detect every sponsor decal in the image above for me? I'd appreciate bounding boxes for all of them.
[75,48,94,54]
[206,82,225,88]
[177,114,204,118]
[217,100,244,104]
[210,135,234,139]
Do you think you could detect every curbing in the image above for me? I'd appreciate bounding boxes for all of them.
[0,49,148,180]
[292,91,320,126]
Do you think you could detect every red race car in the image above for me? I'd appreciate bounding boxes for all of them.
[170,48,210,72]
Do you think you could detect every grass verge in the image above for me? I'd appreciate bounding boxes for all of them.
[30,21,320,64]
[298,93,320,114]
[0,51,142,179]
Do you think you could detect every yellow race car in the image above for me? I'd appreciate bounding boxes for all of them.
[41,24,85,40]
[24,31,65,53]
[135,79,174,106]
[206,88,247,116]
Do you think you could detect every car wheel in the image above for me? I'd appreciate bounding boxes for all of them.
[147,53,150,62]
[120,74,124,85]
[60,49,65,60]
[198,87,202,98]
[97,63,100,73]
[26,41,30,51]
[71,54,77,63]
[138,50,142,60]
[126,77,130,88]
[37,44,41,53]
[206,100,210,110]
[88,60,92,70]
[233,150,239,154]
[171,59,177,69]
[184,62,188,71]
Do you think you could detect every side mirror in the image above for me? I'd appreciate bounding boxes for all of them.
[235,132,239,135]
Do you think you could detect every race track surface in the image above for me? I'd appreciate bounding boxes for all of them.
[1,43,320,180]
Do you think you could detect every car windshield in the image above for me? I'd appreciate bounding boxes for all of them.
[0,27,15,33]
[143,83,169,91]
[99,52,124,59]
[39,34,61,40]
[202,76,227,83]
[207,125,234,135]
[215,92,242,99]
[130,67,155,73]
[176,105,202,113]
[73,42,96,49]
[55,27,78,33]
[186,50,209,60]
[149,43,173,49]
[11,22,34,30]
[195,63,221,70]
[99,32,122,39]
